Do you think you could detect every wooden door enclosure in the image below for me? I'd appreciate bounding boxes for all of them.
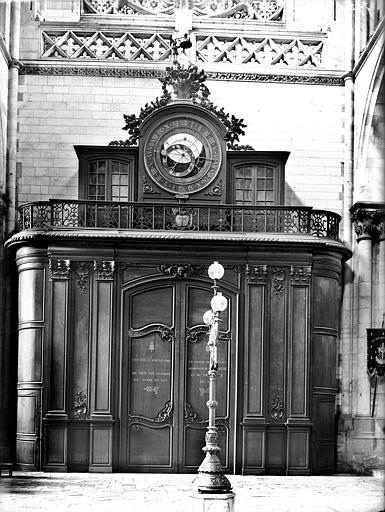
[119,278,236,472]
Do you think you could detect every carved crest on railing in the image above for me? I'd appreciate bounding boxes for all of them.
[49,259,70,279]
[157,264,204,279]
[94,260,115,280]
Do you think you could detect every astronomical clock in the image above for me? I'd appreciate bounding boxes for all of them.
[139,104,227,202]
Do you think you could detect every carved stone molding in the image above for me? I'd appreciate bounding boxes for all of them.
[75,261,93,293]
[290,265,311,284]
[20,64,344,86]
[73,390,88,419]
[49,259,70,279]
[94,260,115,280]
[246,264,267,283]
[271,267,286,298]
[157,263,204,279]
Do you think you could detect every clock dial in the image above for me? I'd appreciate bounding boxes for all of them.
[144,116,222,194]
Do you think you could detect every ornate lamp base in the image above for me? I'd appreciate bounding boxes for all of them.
[193,429,232,493]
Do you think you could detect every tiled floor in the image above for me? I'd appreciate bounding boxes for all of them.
[0,472,384,512]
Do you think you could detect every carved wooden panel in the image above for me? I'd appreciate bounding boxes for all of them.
[267,267,287,426]
[16,390,41,468]
[70,262,92,419]
[121,279,235,472]
[243,430,265,471]
[288,280,309,418]
[19,268,45,323]
[18,329,43,383]
[45,427,67,465]
[92,280,113,414]
[68,425,89,470]
[50,279,68,413]
[245,282,265,416]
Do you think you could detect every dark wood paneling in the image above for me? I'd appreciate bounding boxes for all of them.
[289,285,308,417]
[71,263,91,411]
[16,390,41,469]
[312,334,337,389]
[313,276,339,328]
[93,281,113,413]
[286,429,309,472]
[243,429,265,472]
[266,428,286,474]
[90,425,112,469]
[45,427,67,465]
[17,393,38,434]
[68,425,90,470]
[16,439,36,466]
[50,280,68,412]
[246,285,264,416]
[18,268,45,323]
[128,424,171,467]
[267,268,287,425]
[18,329,43,383]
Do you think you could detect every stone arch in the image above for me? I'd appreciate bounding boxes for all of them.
[356,46,385,202]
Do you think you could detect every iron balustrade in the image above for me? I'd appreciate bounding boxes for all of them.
[18,199,341,240]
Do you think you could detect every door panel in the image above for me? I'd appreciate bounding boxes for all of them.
[121,279,235,473]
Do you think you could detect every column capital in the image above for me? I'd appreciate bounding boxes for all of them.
[350,202,385,242]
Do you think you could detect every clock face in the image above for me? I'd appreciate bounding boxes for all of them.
[143,116,222,194]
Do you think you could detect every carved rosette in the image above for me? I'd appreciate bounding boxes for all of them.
[94,260,115,280]
[246,264,267,283]
[271,267,286,298]
[290,265,312,284]
[157,264,204,279]
[49,259,70,279]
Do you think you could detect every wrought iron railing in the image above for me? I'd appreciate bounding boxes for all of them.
[18,200,341,240]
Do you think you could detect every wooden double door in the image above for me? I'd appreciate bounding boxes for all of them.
[120,278,237,472]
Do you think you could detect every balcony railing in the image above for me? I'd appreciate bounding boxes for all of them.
[18,200,341,240]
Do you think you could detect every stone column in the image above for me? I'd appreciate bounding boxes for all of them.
[376,210,385,325]
[351,205,378,417]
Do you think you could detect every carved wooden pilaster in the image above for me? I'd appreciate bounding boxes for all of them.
[290,265,312,284]
[49,259,70,279]
[246,264,267,283]
[94,260,115,280]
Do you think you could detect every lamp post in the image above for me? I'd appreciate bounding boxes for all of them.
[194,261,232,494]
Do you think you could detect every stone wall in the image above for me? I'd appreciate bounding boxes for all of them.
[16,72,345,216]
